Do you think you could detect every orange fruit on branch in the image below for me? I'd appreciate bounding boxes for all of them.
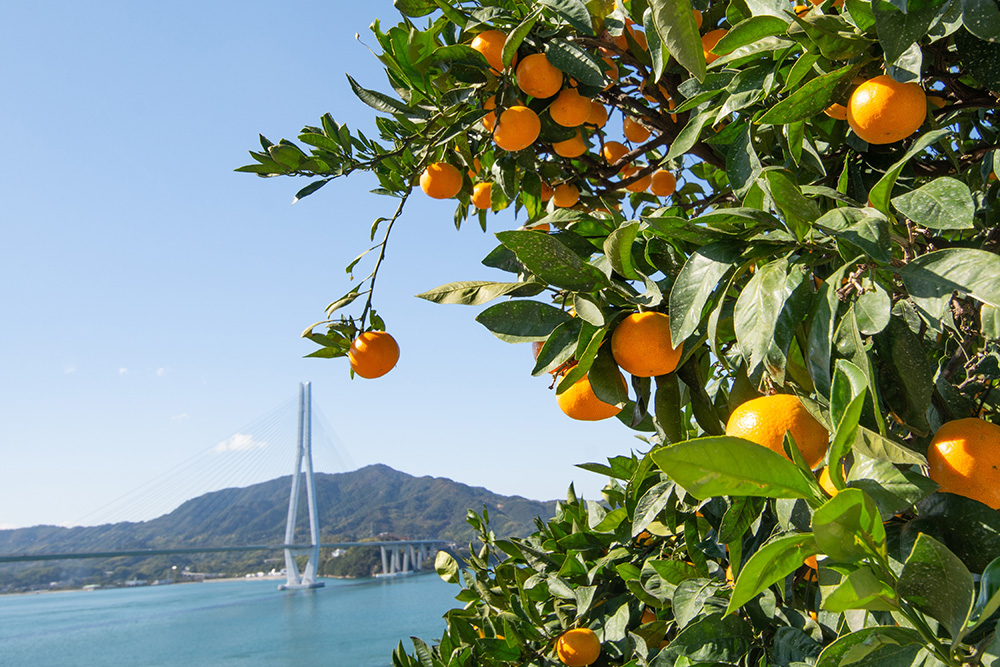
[586,100,608,128]
[419,162,463,199]
[623,116,651,143]
[349,331,400,379]
[650,170,676,197]
[692,9,703,28]
[557,372,624,421]
[611,312,683,377]
[927,418,1000,509]
[847,75,927,145]
[602,140,629,165]
[550,88,592,127]
[516,53,563,99]
[556,628,602,666]
[552,183,580,208]
[625,170,652,193]
[493,106,541,151]
[725,394,829,469]
[824,103,848,120]
[702,29,728,64]
[482,96,497,132]
[470,29,509,73]
[471,182,492,209]
[553,130,587,158]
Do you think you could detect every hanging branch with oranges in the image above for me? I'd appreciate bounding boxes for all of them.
[243,0,1000,665]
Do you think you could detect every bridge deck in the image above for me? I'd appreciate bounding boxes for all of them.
[0,540,450,564]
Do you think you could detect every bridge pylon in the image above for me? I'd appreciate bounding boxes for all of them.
[278,382,325,590]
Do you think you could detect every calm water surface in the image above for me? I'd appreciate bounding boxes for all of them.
[0,574,458,666]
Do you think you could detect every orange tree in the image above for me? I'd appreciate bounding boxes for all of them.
[240,0,1000,665]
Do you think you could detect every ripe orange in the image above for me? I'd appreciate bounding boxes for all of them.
[650,170,676,197]
[602,141,629,165]
[847,75,927,144]
[587,101,608,128]
[611,312,682,377]
[623,116,651,143]
[494,106,541,151]
[348,331,400,379]
[482,96,497,132]
[804,555,818,570]
[927,418,1000,509]
[725,394,829,469]
[471,182,492,209]
[552,183,580,208]
[553,130,587,158]
[516,53,563,99]
[626,23,648,51]
[824,103,847,120]
[817,466,839,496]
[602,57,619,89]
[556,628,602,666]
[557,372,624,421]
[641,607,656,624]
[419,162,463,199]
[471,29,508,72]
[540,181,554,201]
[550,88,592,127]
[810,0,845,6]
[693,9,703,28]
[625,171,651,193]
[702,29,727,64]
[927,95,947,109]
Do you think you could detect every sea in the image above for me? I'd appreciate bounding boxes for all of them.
[0,573,459,666]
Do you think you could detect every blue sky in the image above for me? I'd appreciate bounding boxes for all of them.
[0,1,645,529]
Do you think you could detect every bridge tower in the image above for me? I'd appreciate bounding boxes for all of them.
[278,382,325,590]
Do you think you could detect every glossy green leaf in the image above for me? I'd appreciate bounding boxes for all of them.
[651,436,824,501]
[502,9,541,68]
[604,221,641,280]
[897,532,974,643]
[666,110,716,161]
[496,230,607,292]
[848,455,938,518]
[891,177,975,230]
[757,64,856,125]
[873,0,950,65]
[435,550,460,583]
[734,257,787,373]
[956,28,1000,90]
[545,39,606,87]
[726,533,820,614]
[812,488,886,561]
[854,285,891,335]
[415,280,543,305]
[970,557,1000,631]
[475,300,572,342]
[650,0,707,82]
[815,627,923,667]
[715,16,789,54]
[669,241,743,343]
[868,129,950,213]
[822,565,898,612]
[962,0,1000,42]
[540,0,595,35]
[656,613,753,664]
[898,248,1000,329]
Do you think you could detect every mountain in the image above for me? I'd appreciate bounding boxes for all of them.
[0,464,558,591]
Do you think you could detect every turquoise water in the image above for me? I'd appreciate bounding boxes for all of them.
[0,574,459,666]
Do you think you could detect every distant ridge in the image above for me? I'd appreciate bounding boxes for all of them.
[0,464,558,556]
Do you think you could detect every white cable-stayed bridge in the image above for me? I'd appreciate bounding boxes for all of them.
[0,383,448,588]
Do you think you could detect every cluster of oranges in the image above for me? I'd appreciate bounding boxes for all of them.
[555,311,684,422]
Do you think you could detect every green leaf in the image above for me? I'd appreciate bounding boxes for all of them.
[540,0,595,35]
[726,533,820,614]
[826,360,868,491]
[855,285,891,335]
[650,0,707,82]
[822,565,898,612]
[632,480,676,537]
[807,267,847,400]
[868,129,950,213]
[415,280,543,305]
[898,249,1000,329]
[897,532,974,643]
[656,613,753,665]
[734,257,788,373]
[674,579,728,628]
[962,0,1000,42]
[848,455,938,518]
[496,230,607,292]
[393,0,437,17]
[669,241,743,343]
[435,550,460,583]
[892,177,976,230]
[544,39,606,88]
[757,64,856,125]
[815,627,924,667]
[532,319,582,375]
[766,170,821,238]
[714,16,789,54]
[812,488,886,561]
[475,300,572,342]
[956,28,1000,90]
[666,110,716,161]
[604,222,641,280]
[916,493,1000,573]
[719,496,766,544]
[651,436,824,501]
[503,9,541,68]
[346,74,414,116]
[970,557,1000,631]
[590,344,628,407]
[873,0,950,65]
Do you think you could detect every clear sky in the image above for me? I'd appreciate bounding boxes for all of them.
[0,1,640,529]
